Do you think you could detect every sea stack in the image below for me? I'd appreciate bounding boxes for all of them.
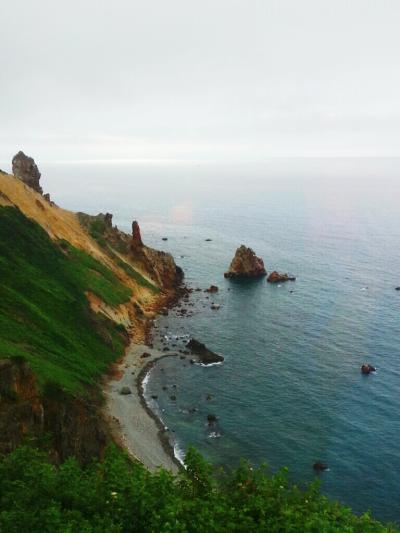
[224,245,266,279]
[12,151,43,194]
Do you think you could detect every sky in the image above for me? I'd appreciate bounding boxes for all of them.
[1,0,400,166]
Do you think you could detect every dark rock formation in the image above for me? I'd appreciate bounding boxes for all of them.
[224,245,266,279]
[205,285,219,293]
[395,287,400,291]
[12,151,43,194]
[361,364,376,375]
[186,338,224,364]
[119,386,132,395]
[267,271,296,283]
[313,461,328,472]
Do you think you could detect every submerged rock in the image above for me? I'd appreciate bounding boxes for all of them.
[12,151,43,194]
[207,414,217,425]
[186,338,224,364]
[313,461,328,472]
[224,245,266,279]
[267,271,296,283]
[361,364,376,375]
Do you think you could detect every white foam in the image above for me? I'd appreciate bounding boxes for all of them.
[208,431,221,439]
[195,361,224,367]
[173,442,186,467]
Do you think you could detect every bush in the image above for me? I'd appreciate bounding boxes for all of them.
[0,445,396,532]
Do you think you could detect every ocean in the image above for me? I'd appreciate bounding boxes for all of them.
[42,158,400,522]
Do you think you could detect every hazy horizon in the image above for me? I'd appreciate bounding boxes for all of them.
[1,1,400,165]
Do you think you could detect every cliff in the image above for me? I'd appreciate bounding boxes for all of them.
[0,156,182,462]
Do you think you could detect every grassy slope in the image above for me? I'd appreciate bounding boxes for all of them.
[0,206,130,393]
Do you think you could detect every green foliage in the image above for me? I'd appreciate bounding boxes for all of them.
[0,206,129,392]
[0,445,396,533]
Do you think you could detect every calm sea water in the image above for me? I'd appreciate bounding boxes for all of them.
[42,159,400,522]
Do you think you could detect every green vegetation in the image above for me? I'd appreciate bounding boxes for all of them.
[0,206,130,392]
[0,444,395,532]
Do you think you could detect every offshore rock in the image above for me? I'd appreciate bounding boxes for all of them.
[267,271,296,283]
[205,285,219,293]
[12,151,43,194]
[313,461,328,472]
[186,338,224,364]
[361,364,376,375]
[224,245,266,279]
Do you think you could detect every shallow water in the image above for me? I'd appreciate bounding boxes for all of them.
[43,159,400,522]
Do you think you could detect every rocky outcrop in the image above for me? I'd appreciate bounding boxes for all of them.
[129,221,183,289]
[224,245,266,279]
[0,358,108,464]
[187,338,224,364]
[267,271,296,283]
[132,220,143,247]
[12,151,43,194]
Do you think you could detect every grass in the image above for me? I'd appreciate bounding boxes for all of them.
[0,206,130,393]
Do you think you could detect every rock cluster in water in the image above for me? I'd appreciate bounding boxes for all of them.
[224,245,266,279]
[12,151,43,194]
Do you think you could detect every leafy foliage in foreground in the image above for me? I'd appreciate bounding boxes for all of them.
[0,206,129,392]
[0,445,396,533]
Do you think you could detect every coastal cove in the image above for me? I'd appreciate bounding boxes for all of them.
[44,161,400,523]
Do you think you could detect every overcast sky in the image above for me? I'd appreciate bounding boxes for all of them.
[1,0,400,165]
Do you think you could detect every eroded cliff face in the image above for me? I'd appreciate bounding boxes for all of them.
[0,358,44,454]
[0,358,108,464]
[129,220,184,290]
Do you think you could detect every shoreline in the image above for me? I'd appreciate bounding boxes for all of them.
[103,343,182,472]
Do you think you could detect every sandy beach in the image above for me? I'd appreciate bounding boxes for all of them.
[103,343,181,473]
